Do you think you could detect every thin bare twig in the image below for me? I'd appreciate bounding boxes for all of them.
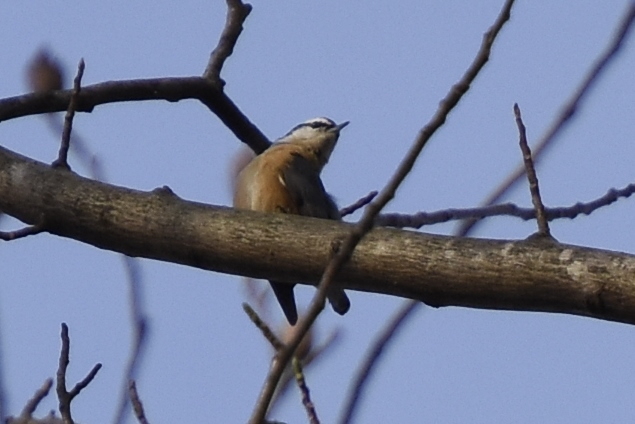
[1,56,102,242]
[458,2,635,236]
[20,379,53,419]
[514,103,550,237]
[0,222,45,241]
[270,329,342,414]
[56,323,102,424]
[203,0,252,86]
[52,59,85,170]
[339,191,378,218]
[249,1,516,422]
[45,114,107,181]
[245,303,323,419]
[113,257,149,424]
[338,301,419,424]
[68,363,102,399]
[376,182,635,228]
[243,303,285,351]
[56,325,71,424]
[292,358,319,424]
[129,380,150,424]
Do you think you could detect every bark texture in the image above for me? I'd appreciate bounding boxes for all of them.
[2,145,635,324]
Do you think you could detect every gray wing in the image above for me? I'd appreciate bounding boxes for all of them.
[282,153,341,219]
[281,153,350,316]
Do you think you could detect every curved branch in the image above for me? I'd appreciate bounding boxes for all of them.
[2,145,635,325]
[0,77,270,154]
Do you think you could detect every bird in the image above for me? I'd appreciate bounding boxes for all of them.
[233,117,351,325]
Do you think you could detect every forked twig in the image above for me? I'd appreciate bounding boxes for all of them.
[244,303,321,421]
[248,1,516,422]
[203,0,252,86]
[56,323,102,424]
[458,2,635,236]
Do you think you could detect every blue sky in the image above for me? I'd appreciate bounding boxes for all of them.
[2,1,635,423]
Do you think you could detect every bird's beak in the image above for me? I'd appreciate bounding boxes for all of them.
[334,121,350,132]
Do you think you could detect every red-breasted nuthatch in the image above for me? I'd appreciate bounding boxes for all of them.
[233,117,351,325]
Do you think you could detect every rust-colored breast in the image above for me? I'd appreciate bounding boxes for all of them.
[233,143,306,215]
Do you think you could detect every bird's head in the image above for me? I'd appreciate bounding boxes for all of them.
[277,117,349,168]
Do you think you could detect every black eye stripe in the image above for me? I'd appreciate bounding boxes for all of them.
[291,121,334,131]
[280,118,337,139]
[286,122,329,134]
[290,123,305,132]
[307,120,334,129]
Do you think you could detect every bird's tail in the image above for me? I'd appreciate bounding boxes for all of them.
[270,281,350,325]
[269,281,298,325]
[327,287,350,315]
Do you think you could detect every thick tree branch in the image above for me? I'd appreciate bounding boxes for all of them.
[2,145,635,325]
[0,77,270,154]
